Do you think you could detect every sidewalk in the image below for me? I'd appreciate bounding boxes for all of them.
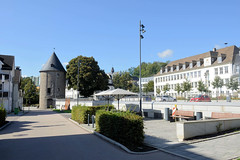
[143,119,240,160]
[0,110,185,160]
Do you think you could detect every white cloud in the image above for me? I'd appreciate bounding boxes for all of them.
[158,49,173,58]
[63,62,69,66]
[22,75,28,78]
[214,45,221,49]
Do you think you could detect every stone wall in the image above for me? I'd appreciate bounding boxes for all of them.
[176,118,240,141]
[40,71,66,109]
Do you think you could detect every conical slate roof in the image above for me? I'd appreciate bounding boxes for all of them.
[40,52,66,72]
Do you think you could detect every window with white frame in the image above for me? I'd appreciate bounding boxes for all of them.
[220,67,223,74]
[215,68,218,75]
[198,71,201,77]
[194,71,197,78]
[224,66,228,74]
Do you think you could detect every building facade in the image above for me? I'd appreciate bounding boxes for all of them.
[154,46,240,98]
[0,55,22,112]
[30,76,40,86]
[39,52,66,109]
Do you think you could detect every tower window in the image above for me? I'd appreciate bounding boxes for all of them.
[47,88,51,95]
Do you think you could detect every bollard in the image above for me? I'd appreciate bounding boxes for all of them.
[164,108,169,121]
[88,114,90,126]
[151,101,154,110]
[92,115,95,128]
[196,112,203,120]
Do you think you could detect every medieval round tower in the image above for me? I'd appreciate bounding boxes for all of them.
[39,52,66,109]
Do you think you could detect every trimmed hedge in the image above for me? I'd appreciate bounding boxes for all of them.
[71,105,114,124]
[95,111,144,149]
[0,107,6,127]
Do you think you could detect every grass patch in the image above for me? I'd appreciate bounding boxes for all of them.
[53,109,71,113]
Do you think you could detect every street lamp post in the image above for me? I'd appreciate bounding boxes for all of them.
[1,75,5,106]
[77,59,81,106]
[139,21,146,116]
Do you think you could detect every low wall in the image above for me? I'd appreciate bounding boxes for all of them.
[176,118,240,141]
[55,99,109,109]
[55,99,240,118]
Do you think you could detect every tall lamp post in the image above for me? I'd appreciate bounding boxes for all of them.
[139,21,146,116]
[77,59,81,106]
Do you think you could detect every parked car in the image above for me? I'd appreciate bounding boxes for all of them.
[190,95,211,102]
[157,95,177,102]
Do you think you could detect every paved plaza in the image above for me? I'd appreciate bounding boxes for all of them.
[1,109,240,160]
[144,119,240,160]
[0,110,184,160]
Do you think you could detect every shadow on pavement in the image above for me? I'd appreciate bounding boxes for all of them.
[145,134,214,159]
[0,121,36,135]
[0,134,185,160]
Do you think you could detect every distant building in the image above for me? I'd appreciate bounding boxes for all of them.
[0,55,22,112]
[138,76,154,90]
[154,45,240,98]
[30,76,40,86]
[39,52,66,109]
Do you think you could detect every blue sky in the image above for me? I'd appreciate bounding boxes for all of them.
[0,0,240,77]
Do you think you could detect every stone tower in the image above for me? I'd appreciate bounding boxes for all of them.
[39,52,66,109]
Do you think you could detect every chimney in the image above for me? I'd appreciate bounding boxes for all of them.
[213,48,217,52]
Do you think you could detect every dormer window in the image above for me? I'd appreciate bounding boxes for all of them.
[197,61,201,67]
[176,66,179,71]
[183,64,186,70]
[189,63,193,68]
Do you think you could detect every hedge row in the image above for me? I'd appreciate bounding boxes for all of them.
[95,111,144,149]
[0,107,6,126]
[71,105,114,124]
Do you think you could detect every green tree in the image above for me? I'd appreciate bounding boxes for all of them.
[182,80,192,101]
[212,76,224,101]
[130,84,139,93]
[175,83,182,96]
[163,83,170,94]
[197,80,207,93]
[112,72,132,90]
[156,88,161,95]
[225,76,239,97]
[20,77,39,105]
[143,80,154,94]
[66,56,109,97]
[129,61,168,78]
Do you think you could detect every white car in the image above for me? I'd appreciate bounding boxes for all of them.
[157,95,177,102]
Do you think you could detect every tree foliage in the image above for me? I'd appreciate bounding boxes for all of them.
[66,56,109,97]
[175,83,182,95]
[163,84,170,94]
[143,80,154,94]
[225,76,239,92]
[156,88,161,95]
[20,77,39,105]
[197,80,208,93]
[128,61,168,78]
[212,76,224,89]
[112,72,132,90]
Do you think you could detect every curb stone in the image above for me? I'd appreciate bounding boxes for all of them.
[68,118,190,159]
[0,121,11,130]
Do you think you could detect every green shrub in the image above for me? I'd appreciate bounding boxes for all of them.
[0,106,6,126]
[95,111,144,149]
[71,105,114,124]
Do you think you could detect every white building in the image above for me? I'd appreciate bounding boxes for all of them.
[0,55,22,112]
[154,46,240,98]
[138,76,154,89]
[65,88,78,99]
